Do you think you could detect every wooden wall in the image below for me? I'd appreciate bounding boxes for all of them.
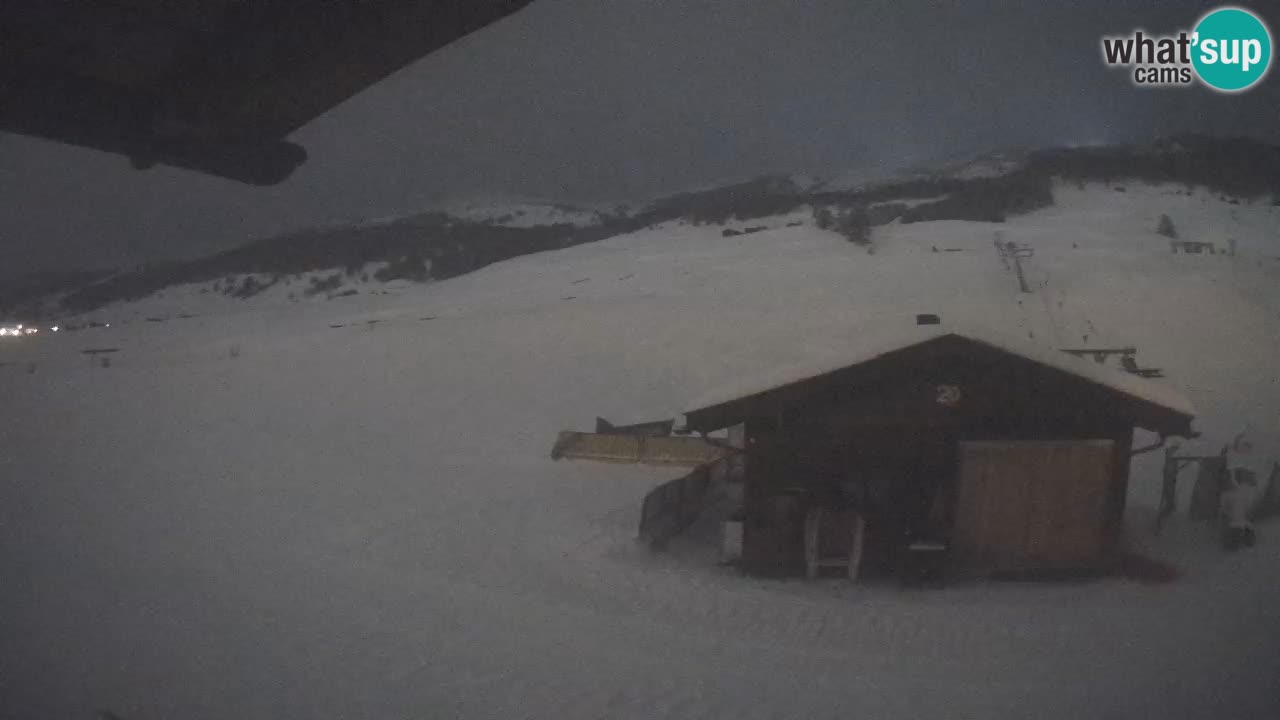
[952,439,1121,575]
[738,411,1135,576]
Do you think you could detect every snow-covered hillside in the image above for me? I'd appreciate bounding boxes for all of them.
[358,201,608,230]
[2,182,1278,719]
[448,201,607,228]
[942,150,1026,180]
[55,264,424,322]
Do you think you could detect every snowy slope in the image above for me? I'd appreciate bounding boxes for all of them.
[57,265,420,321]
[447,201,606,228]
[814,149,1025,191]
[941,149,1027,180]
[2,182,1279,719]
[357,201,607,230]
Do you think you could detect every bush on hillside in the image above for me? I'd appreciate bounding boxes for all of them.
[836,206,872,245]
[229,275,273,299]
[813,206,835,230]
[305,273,343,297]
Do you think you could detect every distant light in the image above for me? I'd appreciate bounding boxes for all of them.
[51,326,59,332]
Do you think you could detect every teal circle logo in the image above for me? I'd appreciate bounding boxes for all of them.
[1192,7,1272,92]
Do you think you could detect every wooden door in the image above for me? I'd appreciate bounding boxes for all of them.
[954,440,1115,574]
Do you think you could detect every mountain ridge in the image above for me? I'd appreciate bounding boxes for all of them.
[5,134,1278,320]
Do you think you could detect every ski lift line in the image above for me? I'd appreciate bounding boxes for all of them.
[1038,268,1064,348]
[991,234,1035,294]
[993,234,1011,271]
[1010,245,1032,294]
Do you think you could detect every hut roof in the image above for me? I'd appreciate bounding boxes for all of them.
[680,324,1195,436]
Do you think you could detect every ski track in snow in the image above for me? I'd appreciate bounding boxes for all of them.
[2,183,1279,719]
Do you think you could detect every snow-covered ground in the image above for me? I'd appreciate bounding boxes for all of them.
[2,182,1279,719]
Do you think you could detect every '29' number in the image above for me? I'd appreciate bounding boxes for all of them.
[935,385,962,407]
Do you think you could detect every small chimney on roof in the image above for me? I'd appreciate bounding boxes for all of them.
[916,313,941,326]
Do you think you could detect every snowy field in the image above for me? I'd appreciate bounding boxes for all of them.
[2,183,1279,719]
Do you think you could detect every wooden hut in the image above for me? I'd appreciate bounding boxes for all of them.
[677,326,1195,580]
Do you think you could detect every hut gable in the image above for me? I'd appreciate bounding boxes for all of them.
[679,325,1195,438]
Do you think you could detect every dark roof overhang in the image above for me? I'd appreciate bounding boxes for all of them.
[0,0,535,184]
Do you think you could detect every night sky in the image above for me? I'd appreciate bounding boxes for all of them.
[2,0,1277,278]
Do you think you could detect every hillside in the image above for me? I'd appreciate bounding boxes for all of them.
[6,135,1279,321]
[2,175,1279,718]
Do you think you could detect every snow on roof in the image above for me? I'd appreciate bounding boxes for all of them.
[682,323,1196,420]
